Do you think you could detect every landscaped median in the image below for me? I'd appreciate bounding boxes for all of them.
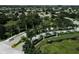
[11,36,27,50]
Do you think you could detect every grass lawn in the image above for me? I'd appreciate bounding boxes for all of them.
[47,32,79,41]
[35,32,79,54]
[40,39,79,54]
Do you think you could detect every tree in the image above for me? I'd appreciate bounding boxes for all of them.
[4,20,17,36]
[42,16,53,31]
[0,13,7,24]
[23,38,35,54]
[22,12,42,54]
[53,16,74,30]
[23,37,41,54]
[0,24,6,39]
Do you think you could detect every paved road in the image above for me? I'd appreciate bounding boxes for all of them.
[64,17,79,25]
[0,41,24,54]
[0,32,26,54]
[64,17,79,31]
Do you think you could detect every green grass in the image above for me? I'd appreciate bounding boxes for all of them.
[11,40,22,48]
[11,36,27,48]
[35,32,79,54]
[40,39,79,54]
[47,32,79,41]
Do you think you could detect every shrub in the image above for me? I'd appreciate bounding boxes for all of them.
[21,36,27,42]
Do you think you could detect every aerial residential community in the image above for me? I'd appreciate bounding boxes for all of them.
[0,5,79,54]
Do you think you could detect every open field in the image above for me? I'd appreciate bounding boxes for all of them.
[35,32,79,53]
